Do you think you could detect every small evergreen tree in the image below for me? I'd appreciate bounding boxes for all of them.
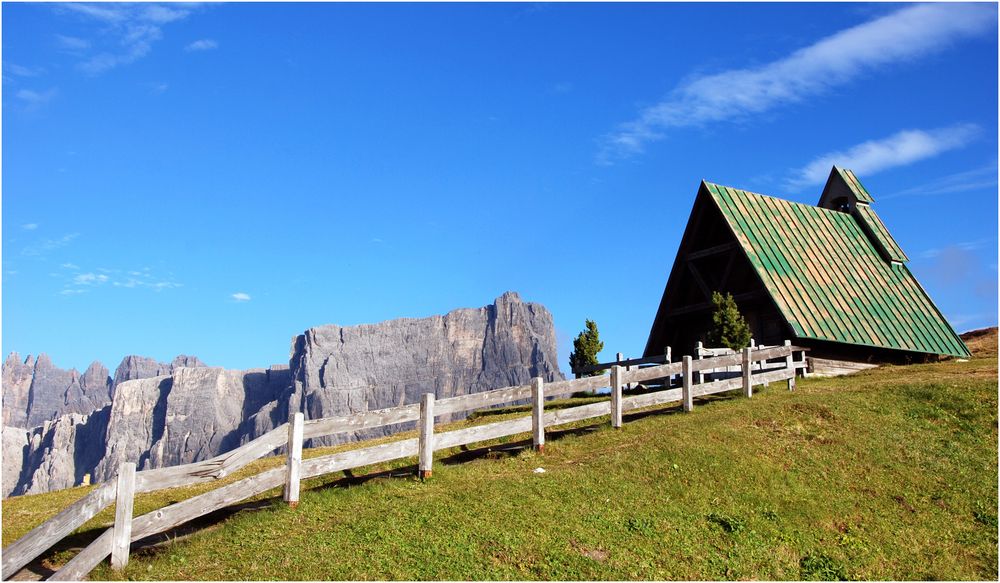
[569,319,604,377]
[707,291,752,351]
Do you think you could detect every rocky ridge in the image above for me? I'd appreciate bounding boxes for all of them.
[2,293,563,497]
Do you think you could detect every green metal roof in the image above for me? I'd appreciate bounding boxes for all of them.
[836,167,874,203]
[853,203,909,262]
[704,182,970,357]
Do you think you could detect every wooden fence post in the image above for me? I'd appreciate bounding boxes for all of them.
[617,352,631,390]
[682,356,693,412]
[694,342,704,384]
[531,377,545,451]
[664,346,673,387]
[742,347,753,398]
[611,365,623,428]
[283,411,304,507]
[110,462,136,570]
[419,393,435,479]
[785,340,796,391]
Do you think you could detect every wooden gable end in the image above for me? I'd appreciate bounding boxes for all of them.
[643,183,793,357]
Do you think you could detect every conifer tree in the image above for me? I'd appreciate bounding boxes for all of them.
[707,291,752,351]
[569,319,604,377]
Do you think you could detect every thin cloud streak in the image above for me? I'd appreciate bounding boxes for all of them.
[55,34,90,51]
[881,162,998,200]
[58,264,182,294]
[4,63,43,77]
[231,292,251,302]
[16,88,57,108]
[786,124,980,190]
[56,3,198,74]
[73,273,109,285]
[185,39,218,52]
[21,233,79,256]
[918,238,992,260]
[599,3,994,163]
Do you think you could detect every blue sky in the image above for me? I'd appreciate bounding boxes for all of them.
[3,2,997,375]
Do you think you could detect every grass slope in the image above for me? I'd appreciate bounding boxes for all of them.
[3,341,997,580]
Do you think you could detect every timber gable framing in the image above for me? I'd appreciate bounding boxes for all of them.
[644,167,970,362]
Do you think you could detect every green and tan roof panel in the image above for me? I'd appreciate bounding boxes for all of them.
[836,167,874,203]
[852,203,909,262]
[703,182,970,357]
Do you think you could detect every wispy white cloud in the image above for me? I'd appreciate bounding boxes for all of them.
[56,3,199,74]
[56,263,181,293]
[185,39,218,52]
[114,278,181,291]
[599,3,995,163]
[918,238,992,260]
[22,232,79,256]
[4,63,44,78]
[16,88,57,108]
[231,292,251,302]
[55,34,91,52]
[61,3,129,23]
[22,223,39,231]
[149,281,182,291]
[73,272,109,285]
[140,4,191,24]
[881,162,998,200]
[786,124,979,190]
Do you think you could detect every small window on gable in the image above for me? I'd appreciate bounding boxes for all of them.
[831,196,851,212]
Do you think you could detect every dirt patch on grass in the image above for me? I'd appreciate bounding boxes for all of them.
[571,540,609,562]
[892,495,917,513]
[789,403,838,422]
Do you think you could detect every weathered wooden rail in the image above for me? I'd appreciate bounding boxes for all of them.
[3,342,806,581]
[572,349,672,376]
[573,338,780,379]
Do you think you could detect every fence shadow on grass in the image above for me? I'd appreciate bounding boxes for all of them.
[21,388,758,580]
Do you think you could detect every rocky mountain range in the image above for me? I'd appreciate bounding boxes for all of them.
[2,292,563,497]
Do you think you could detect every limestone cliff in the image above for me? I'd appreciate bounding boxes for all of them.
[1,353,206,429]
[290,291,563,444]
[2,293,563,497]
[95,365,290,482]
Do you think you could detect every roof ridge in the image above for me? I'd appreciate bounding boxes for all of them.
[706,183,970,357]
[703,181,843,215]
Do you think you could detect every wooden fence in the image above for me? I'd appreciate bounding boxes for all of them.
[2,342,806,581]
[573,338,776,379]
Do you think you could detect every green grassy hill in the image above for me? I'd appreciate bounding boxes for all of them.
[4,335,997,580]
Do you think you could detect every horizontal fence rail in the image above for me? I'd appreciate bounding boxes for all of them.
[572,352,671,375]
[9,342,808,581]
[1,481,117,579]
[302,404,420,440]
[133,426,288,493]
